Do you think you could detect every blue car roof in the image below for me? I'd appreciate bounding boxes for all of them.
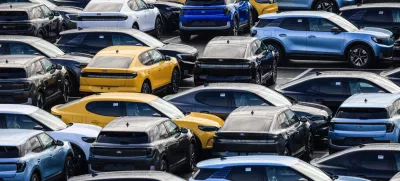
[0,129,42,146]
[259,11,335,19]
[341,93,400,108]
[196,156,299,169]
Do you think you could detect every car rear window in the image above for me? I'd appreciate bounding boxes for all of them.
[84,3,124,12]
[202,45,246,58]
[185,0,225,6]
[336,108,389,119]
[0,67,26,78]
[0,11,29,21]
[0,146,19,158]
[97,132,149,144]
[87,56,133,68]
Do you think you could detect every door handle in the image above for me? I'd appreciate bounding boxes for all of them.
[315,99,324,103]
[37,159,41,163]
[279,34,287,37]
[49,155,53,158]
[200,110,209,113]
[308,35,316,38]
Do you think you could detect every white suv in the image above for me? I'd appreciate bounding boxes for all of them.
[0,104,101,175]
[78,0,163,38]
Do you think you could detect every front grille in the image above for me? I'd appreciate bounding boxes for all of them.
[331,138,390,146]
[182,20,227,27]
[0,24,30,30]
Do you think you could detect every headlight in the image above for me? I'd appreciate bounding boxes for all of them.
[82,137,96,143]
[198,126,219,132]
[371,37,383,44]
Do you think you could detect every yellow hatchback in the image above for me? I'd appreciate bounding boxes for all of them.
[251,0,278,18]
[51,93,224,150]
[80,46,181,95]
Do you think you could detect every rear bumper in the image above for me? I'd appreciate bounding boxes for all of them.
[213,142,283,155]
[77,20,131,28]
[0,90,34,105]
[89,157,158,172]
[179,15,231,31]
[328,132,395,151]
[80,85,140,93]
[194,66,255,85]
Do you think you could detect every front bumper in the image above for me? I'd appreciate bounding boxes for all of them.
[374,43,393,61]
[79,85,140,93]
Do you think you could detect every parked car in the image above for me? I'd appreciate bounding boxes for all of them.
[89,116,196,173]
[252,11,395,68]
[0,129,74,181]
[51,92,224,152]
[0,3,62,40]
[0,55,69,108]
[165,83,332,142]
[1,0,82,29]
[213,106,313,160]
[47,0,90,8]
[328,93,400,154]
[190,155,369,181]
[0,35,91,95]
[391,172,400,181]
[381,67,400,86]
[79,46,181,94]
[312,143,400,181]
[55,28,198,78]
[179,0,252,41]
[194,36,277,85]
[146,0,182,32]
[276,0,362,13]
[340,3,400,38]
[275,71,400,113]
[0,104,102,175]
[77,0,163,39]
[69,171,186,181]
[396,40,400,63]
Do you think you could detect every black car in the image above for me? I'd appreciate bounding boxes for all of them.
[89,116,196,173]
[69,171,186,181]
[0,55,69,108]
[380,67,400,86]
[311,143,400,181]
[148,0,181,32]
[0,3,62,39]
[55,28,198,78]
[0,35,91,95]
[275,71,400,113]
[340,3,400,38]
[213,106,313,160]
[164,83,332,142]
[194,36,277,85]
[47,0,89,8]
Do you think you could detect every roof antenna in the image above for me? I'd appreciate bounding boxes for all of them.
[9,4,12,9]
[251,110,254,115]
[220,152,227,160]
[5,59,8,64]
[364,98,367,103]
[116,50,119,54]
[227,40,229,44]
[315,72,322,76]
[126,122,129,127]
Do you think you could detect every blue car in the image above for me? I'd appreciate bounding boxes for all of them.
[179,0,252,41]
[252,11,395,68]
[329,93,400,153]
[276,0,362,13]
[189,155,370,181]
[0,129,74,181]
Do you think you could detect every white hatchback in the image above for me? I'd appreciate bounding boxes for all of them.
[78,0,162,38]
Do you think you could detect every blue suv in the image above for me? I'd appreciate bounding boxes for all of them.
[179,0,252,41]
[252,11,395,68]
[277,0,362,13]
[0,129,74,181]
[329,93,400,154]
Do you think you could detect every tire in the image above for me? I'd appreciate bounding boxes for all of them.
[229,18,239,36]
[283,146,290,156]
[141,81,152,94]
[72,145,87,175]
[265,42,286,66]
[266,58,277,85]
[132,23,139,30]
[37,31,45,39]
[302,132,314,162]
[62,78,70,103]
[30,172,40,181]
[254,71,261,85]
[313,0,339,13]
[35,92,45,109]
[159,158,168,172]
[167,68,180,94]
[245,10,253,33]
[183,142,196,173]
[180,31,191,42]
[154,17,163,39]
[62,156,74,181]
[347,44,373,68]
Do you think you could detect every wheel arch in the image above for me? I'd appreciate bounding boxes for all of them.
[261,38,287,54]
[344,40,375,58]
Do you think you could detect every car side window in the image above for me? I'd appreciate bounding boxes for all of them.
[195,91,232,107]
[9,43,39,55]
[37,133,55,150]
[40,5,53,18]
[139,52,153,65]
[29,136,43,153]
[250,42,258,56]
[363,9,393,23]
[1,114,41,129]
[86,101,123,117]
[393,9,400,23]
[125,102,161,117]
[350,151,396,171]
[279,18,308,31]
[349,79,385,95]
[111,34,142,46]
[158,124,169,139]
[40,58,53,73]
[226,166,266,180]
[66,34,86,45]
[277,113,290,129]
[265,166,308,181]
[306,79,349,96]
[81,33,112,48]
[31,7,44,19]
[148,50,164,63]
[233,92,269,107]
[34,61,45,75]
[309,18,337,32]
[135,0,148,10]
[164,120,179,136]
[255,40,267,53]
[128,0,139,11]
[284,110,299,126]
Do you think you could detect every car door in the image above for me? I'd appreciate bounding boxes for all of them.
[33,60,52,98]
[348,151,397,180]
[80,33,113,54]
[307,18,345,55]
[40,58,61,98]
[252,40,270,79]
[40,5,58,37]
[157,123,180,166]
[194,91,234,119]
[135,0,151,31]
[348,78,388,95]
[140,0,157,30]
[276,112,299,152]
[139,51,161,89]
[284,110,305,154]
[32,7,48,36]
[148,50,171,87]
[85,101,124,127]
[164,120,188,165]
[278,17,308,54]
[29,136,53,179]
[37,133,64,176]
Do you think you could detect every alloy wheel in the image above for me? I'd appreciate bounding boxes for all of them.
[31,174,39,181]
[189,144,196,171]
[160,159,167,172]
[350,48,369,67]
[172,70,180,93]
[36,93,44,109]
[63,79,70,103]
[316,2,334,12]
[65,157,74,179]
[156,18,163,39]
[268,45,280,62]
[272,59,277,83]
[233,19,238,36]
[141,82,151,94]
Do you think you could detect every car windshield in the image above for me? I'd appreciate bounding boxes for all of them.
[202,45,246,58]
[84,2,124,12]
[149,98,185,120]
[32,40,65,57]
[292,160,333,181]
[3,0,57,9]
[329,15,358,32]
[185,0,226,6]
[256,86,292,106]
[134,30,165,48]
[30,109,68,131]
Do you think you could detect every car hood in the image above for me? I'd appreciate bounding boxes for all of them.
[291,102,332,117]
[60,123,101,137]
[176,112,224,127]
[159,43,198,55]
[354,27,393,38]
[335,175,371,181]
[54,6,83,14]
[53,54,91,64]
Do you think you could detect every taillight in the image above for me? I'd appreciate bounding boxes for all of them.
[119,15,128,21]
[329,123,334,131]
[126,72,137,79]
[223,8,230,16]
[386,122,395,132]
[180,9,184,16]
[80,72,88,77]
[16,161,26,173]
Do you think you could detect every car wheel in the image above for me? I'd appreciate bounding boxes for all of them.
[302,132,314,162]
[266,43,285,66]
[180,31,191,42]
[347,44,373,68]
[184,142,196,173]
[246,10,253,33]
[35,92,45,109]
[30,172,40,181]
[141,81,152,94]
[266,58,277,85]
[167,68,180,94]
[72,145,87,175]
[313,0,339,13]
[62,79,70,103]
[37,31,45,39]
[254,71,261,85]
[159,158,168,172]
[328,147,336,155]
[283,147,290,156]
[132,23,139,30]
[154,17,163,39]
[62,156,74,181]
[229,18,238,36]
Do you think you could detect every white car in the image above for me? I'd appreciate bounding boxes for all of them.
[78,0,163,39]
[0,104,101,175]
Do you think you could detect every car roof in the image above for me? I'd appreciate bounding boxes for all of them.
[340,93,400,108]
[0,3,40,10]
[197,155,299,169]
[80,93,158,103]
[228,106,285,120]
[68,171,185,181]
[0,35,43,43]
[0,104,39,114]
[208,36,257,46]
[102,116,169,132]
[259,11,335,19]
[60,27,142,36]
[96,46,152,58]
[0,55,43,67]
[340,3,400,11]
[0,129,42,146]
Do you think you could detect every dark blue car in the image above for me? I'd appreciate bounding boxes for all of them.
[179,0,252,41]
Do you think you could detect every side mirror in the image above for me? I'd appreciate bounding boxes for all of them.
[33,125,44,130]
[181,127,189,133]
[164,56,171,61]
[55,64,62,70]
[53,11,60,16]
[148,4,155,9]
[56,140,64,146]
[300,116,308,123]
[331,27,341,33]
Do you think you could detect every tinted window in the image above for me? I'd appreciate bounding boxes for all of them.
[30,109,67,131]
[0,114,40,129]
[336,108,389,119]
[136,0,148,9]
[40,58,53,72]
[148,98,185,119]
[9,43,39,55]
[148,50,164,63]
[31,40,65,57]
[125,102,160,117]
[97,132,149,144]
[164,121,179,135]
[29,136,43,153]
[0,146,19,158]
[309,18,337,32]
[227,166,265,181]
[349,79,385,95]
[363,9,392,23]
[31,7,43,19]
[112,34,142,46]
[0,67,26,78]
[34,61,44,75]
[82,33,112,48]
[58,34,86,45]
[84,2,124,12]
[139,52,153,65]
[280,18,308,31]
[233,92,268,107]
[37,133,54,149]
[350,151,396,171]
[195,91,231,107]
[87,56,133,68]
[265,166,308,181]
[194,168,220,180]
[0,11,29,21]
[284,110,299,126]
[40,5,53,17]
[128,0,139,11]
[86,101,123,117]
[202,44,246,58]
[185,0,225,6]
[158,124,168,138]
[308,79,349,95]
[393,9,400,23]
[255,19,273,28]
[277,113,290,129]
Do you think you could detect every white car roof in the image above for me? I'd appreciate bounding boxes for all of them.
[0,104,39,115]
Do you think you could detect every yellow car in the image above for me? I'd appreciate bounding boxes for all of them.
[51,93,224,150]
[251,0,278,18]
[80,46,181,95]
